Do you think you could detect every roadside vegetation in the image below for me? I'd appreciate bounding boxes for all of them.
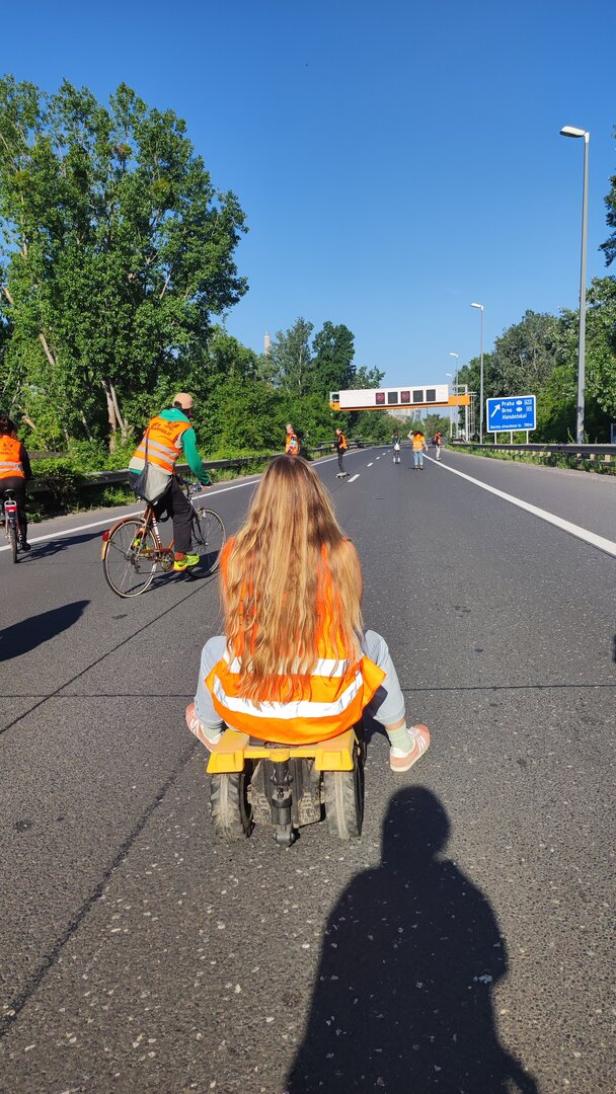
[452,443,616,476]
[1,75,615,489]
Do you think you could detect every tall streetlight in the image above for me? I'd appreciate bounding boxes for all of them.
[448,352,459,439]
[446,372,454,439]
[470,303,485,442]
[560,125,590,445]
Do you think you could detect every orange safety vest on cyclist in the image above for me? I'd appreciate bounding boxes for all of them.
[130,415,191,476]
[0,435,25,480]
[205,541,386,745]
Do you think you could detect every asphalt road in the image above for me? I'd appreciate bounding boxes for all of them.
[1,447,614,1093]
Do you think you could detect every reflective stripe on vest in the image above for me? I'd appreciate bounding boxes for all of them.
[0,436,25,480]
[130,416,190,475]
[205,648,385,746]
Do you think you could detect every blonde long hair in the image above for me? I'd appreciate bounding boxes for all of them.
[222,456,363,699]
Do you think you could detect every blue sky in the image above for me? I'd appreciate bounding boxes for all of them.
[2,0,615,386]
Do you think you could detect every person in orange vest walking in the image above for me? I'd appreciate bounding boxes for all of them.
[334,427,349,478]
[408,428,428,470]
[285,423,300,456]
[185,455,430,773]
[0,412,32,550]
[129,393,211,572]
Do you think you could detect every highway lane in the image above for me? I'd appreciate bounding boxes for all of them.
[442,446,616,544]
[1,447,614,1093]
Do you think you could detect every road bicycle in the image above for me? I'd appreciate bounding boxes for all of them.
[0,488,20,564]
[101,480,226,598]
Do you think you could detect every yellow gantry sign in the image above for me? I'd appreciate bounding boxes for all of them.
[329,384,471,412]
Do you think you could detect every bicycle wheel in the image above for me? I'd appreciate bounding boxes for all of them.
[9,521,18,564]
[190,507,226,575]
[102,518,158,598]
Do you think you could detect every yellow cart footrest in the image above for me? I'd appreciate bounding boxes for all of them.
[206,727,357,774]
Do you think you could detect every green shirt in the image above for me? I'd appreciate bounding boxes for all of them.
[159,408,210,484]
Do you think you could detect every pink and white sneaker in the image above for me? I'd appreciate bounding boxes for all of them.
[185,703,223,751]
[390,724,431,773]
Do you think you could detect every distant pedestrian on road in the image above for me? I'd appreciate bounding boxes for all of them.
[409,429,427,470]
[392,431,401,464]
[285,423,300,457]
[432,430,443,461]
[334,427,349,477]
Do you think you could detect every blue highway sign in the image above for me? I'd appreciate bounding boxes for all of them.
[486,395,536,432]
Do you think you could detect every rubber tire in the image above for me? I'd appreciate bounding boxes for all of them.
[9,522,18,564]
[102,518,157,598]
[209,772,252,841]
[323,758,364,840]
[190,508,226,576]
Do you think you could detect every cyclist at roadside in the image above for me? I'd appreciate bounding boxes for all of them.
[285,423,300,456]
[0,412,32,551]
[129,393,210,572]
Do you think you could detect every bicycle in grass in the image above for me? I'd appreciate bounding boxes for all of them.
[101,478,226,598]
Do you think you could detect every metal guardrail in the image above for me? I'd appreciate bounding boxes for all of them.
[452,441,616,464]
[28,441,368,496]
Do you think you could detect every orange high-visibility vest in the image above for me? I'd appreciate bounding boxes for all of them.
[205,540,385,745]
[338,433,348,450]
[285,432,299,456]
[130,415,191,475]
[0,435,25,480]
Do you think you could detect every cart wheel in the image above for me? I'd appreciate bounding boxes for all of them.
[209,772,252,840]
[323,755,364,840]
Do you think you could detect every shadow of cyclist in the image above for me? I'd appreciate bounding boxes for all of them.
[287,787,538,1094]
[0,601,89,662]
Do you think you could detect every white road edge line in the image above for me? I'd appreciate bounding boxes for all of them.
[425,455,616,559]
[0,451,359,552]
[347,474,360,483]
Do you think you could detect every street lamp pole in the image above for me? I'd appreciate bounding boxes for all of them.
[448,352,459,439]
[471,303,485,442]
[560,125,590,445]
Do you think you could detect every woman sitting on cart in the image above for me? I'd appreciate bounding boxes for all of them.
[185,456,430,773]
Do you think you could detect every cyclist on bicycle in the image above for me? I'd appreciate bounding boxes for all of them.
[129,393,211,572]
[0,412,32,551]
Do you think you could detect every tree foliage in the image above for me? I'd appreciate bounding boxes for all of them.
[457,283,616,441]
[0,76,246,448]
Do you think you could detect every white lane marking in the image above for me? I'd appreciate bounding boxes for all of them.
[347,474,360,483]
[376,456,380,460]
[0,451,361,553]
[367,462,373,467]
[426,456,616,559]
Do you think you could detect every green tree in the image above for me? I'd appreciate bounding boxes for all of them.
[312,321,355,394]
[0,77,247,449]
[585,277,616,421]
[600,136,616,267]
[267,317,314,396]
[490,311,566,396]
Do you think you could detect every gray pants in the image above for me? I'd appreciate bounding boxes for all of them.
[194,630,406,731]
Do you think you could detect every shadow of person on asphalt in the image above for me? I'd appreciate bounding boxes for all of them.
[286,788,539,1094]
[0,600,89,661]
[25,531,104,558]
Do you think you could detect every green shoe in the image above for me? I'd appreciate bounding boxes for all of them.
[173,553,200,573]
